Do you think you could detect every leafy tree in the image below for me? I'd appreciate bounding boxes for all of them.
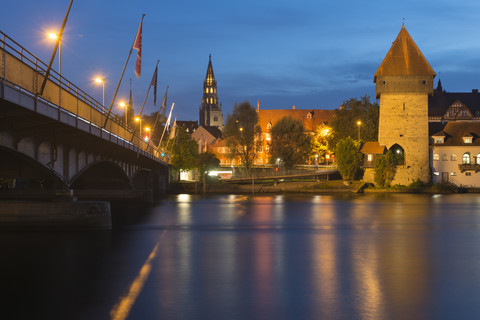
[335,137,361,181]
[269,116,312,168]
[311,125,331,164]
[223,102,261,170]
[374,150,397,187]
[197,152,220,181]
[328,95,379,150]
[170,128,198,171]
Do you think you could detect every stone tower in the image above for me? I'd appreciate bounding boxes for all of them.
[199,54,223,129]
[374,25,436,184]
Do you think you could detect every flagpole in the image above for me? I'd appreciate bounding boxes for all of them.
[157,102,175,150]
[147,86,168,152]
[131,61,159,142]
[103,13,145,129]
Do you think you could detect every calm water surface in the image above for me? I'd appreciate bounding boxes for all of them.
[2,193,480,319]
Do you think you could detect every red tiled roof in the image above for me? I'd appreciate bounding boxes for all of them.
[257,109,334,133]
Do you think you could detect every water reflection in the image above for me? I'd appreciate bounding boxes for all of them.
[4,194,480,319]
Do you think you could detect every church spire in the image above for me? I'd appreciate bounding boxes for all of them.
[199,54,223,128]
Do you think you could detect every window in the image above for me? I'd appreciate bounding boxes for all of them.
[435,138,444,144]
[390,144,405,165]
[367,154,373,162]
[477,153,480,165]
[433,154,439,161]
[466,172,472,176]
[451,154,457,161]
[213,115,218,122]
[451,172,457,176]
[442,154,448,161]
[265,133,271,141]
[463,153,471,164]
[464,138,472,143]
[267,122,272,130]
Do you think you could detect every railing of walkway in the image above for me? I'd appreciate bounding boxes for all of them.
[0,30,168,163]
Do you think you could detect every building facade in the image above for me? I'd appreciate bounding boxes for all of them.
[256,106,334,165]
[199,55,223,129]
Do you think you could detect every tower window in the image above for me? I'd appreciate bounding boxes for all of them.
[213,115,218,122]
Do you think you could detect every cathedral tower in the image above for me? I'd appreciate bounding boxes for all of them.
[199,55,223,129]
[374,25,436,184]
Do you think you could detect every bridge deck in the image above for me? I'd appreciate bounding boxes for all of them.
[224,170,339,183]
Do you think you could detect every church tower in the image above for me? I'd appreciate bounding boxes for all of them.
[199,55,223,129]
[374,25,436,184]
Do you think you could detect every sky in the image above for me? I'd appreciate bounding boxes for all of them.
[2,0,480,121]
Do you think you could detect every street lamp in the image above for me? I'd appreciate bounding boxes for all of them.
[135,116,142,134]
[95,77,105,107]
[119,101,128,123]
[48,32,61,84]
[144,127,150,141]
[357,120,362,141]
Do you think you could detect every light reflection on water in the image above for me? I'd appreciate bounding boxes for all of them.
[3,194,480,319]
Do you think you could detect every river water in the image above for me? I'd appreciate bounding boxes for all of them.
[2,193,480,319]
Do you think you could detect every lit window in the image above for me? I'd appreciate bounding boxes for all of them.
[463,153,471,164]
[477,154,480,165]
[433,172,440,176]
[266,133,271,141]
[435,138,443,144]
[451,172,457,176]
[433,154,439,161]
[464,137,472,144]
[367,154,373,162]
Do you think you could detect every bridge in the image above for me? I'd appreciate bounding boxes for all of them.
[0,31,169,203]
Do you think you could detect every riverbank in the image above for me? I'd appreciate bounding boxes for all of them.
[171,180,480,194]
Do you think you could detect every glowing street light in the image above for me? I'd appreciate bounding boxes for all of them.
[135,116,142,133]
[47,32,61,83]
[357,120,362,141]
[119,101,128,123]
[95,77,105,107]
[144,127,150,141]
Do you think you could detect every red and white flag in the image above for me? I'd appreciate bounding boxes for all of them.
[133,20,143,77]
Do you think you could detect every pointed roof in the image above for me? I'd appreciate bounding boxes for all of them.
[374,25,435,80]
[205,54,215,80]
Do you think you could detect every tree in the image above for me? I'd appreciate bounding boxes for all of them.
[223,102,261,170]
[374,150,397,187]
[311,124,331,164]
[328,95,379,150]
[335,137,361,181]
[269,116,312,168]
[197,152,220,181]
[170,128,198,171]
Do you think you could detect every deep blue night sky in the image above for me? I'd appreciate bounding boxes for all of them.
[2,0,480,121]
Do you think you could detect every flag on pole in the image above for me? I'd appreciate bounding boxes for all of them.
[166,103,175,130]
[151,65,158,106]
[133,20,143,77]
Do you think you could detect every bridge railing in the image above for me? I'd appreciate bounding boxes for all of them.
[0,31,167,163]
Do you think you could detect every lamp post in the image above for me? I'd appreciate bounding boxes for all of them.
[48,33,61,84]
[95,78,105,107]
[144,127,150,141]
[119,102,128,124]
[135,116,142,134]
[357,120,362,141]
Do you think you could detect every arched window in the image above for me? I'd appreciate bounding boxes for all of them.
[390,144,405,165]
[433,154,439,161]
[463,152,471,164]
